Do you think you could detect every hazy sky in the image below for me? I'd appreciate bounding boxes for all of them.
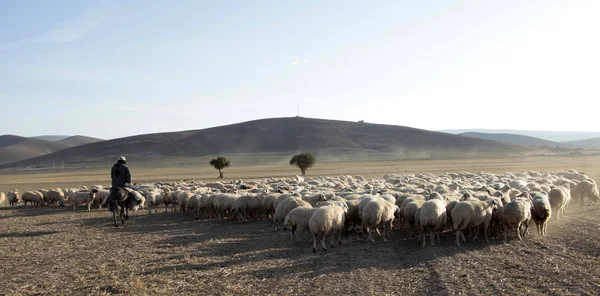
[1,0,599,139]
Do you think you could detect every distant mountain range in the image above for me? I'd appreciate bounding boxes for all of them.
[4,118,599,169]
[441,129,600,142]
[458,132,566,148]
[0,135,103,165]
[1,117,552,169]
[453,130,600,150]
[32,135,71,142]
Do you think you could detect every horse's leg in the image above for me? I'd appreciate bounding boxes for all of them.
[120,205,125,225]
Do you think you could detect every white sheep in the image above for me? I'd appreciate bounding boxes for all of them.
[502,193,533,242]
[467,197,498,243]
[418,193,447,247]
[128,190,145,211]
[531,193,551,237]
[213,192,240,220]
[284,207,318,244]
[143,189,164,213]
[94,189,111,209]
[0,192,5,205]
[45,188,66,206]
[401,198,425,237]
[178,191,194,216]
[361,199,400,242]
[72,189,99,211]
[198,193,217,220]
[273,197,311,230]
[7,190,19,207]
[21,191,44,207]
[309,204,347,252]
[548,185,571,220]
[232,193,264,222]
[343,199,361,234]
[302,192,327,207]
[451,201,474,246]
[571,179,599,206]
[187,194,201,219]
[261,193,278,218]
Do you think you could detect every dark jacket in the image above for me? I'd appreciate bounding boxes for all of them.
[111,162,131,188]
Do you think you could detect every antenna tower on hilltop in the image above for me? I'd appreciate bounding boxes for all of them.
[296,104,300,117]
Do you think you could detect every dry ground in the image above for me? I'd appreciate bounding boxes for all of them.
[1,156,600,295]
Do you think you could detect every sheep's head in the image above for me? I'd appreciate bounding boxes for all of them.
[460,192,472,201]
[516,191,533,202]
[319,193,327,201]
[427,192,443,201]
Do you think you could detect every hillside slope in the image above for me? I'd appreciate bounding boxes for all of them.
[564,138,600,149]
[442,129,600,142]
[459,132,569,148]
[2,117,544,168]
[0,135,71,165]
[57,135,104,147]
[32,135,70,142]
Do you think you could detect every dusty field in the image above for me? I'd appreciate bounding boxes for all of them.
[3,155,600,193]
[1,156,600,295]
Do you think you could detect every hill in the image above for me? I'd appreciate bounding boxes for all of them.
[32,135,70,142]
[0,135,71,165]
[57,135,103,147]
[459,132,569,148]
[2,117,563,168]
[441,129,600,142]
[564,138,600,149]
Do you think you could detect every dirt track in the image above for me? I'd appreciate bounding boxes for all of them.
[1,202,599,295]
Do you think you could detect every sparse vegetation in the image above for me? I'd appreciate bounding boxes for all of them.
[209,156,230,178]
[289,152,316,176]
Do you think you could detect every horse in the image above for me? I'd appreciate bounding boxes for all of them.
[107,187,132,227]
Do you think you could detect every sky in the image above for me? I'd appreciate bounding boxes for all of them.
[1,0,599,140]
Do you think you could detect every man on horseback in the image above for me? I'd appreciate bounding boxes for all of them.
[101,156,140,210]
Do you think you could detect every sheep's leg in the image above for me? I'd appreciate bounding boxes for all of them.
[312,234,317,253]
[290,226,296,244]
[366,227,373,243]
[455,230,461,246]
[430,230,435,246]
[330,232,335,248]
[338,230,342,245]
[516,223,522,240]
[460,231,467,244]
[321,235,328,251]
[520,221,529,239]
[483,224,489,243]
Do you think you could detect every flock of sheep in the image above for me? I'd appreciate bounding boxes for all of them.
[2,169,599,252]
